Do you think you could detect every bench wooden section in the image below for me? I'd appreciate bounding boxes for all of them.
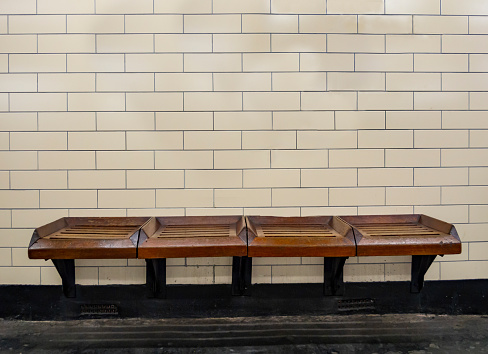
[28,217,150,297]
[339,214,461,292]
[138,216,248,298]
[246,216,356,296]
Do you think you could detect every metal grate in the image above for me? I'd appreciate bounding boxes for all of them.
[337,299,375,312]
[260,224,339,238]
[157,224,231,238]
[46,225,138,240]
[80,304,119,315]
[353,223,444,237]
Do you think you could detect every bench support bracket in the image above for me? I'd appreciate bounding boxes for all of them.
[52,259,76,298]
[232,256,252,296]
[411,255,436,293]
[324,257,347,296]
[146,258,166,299]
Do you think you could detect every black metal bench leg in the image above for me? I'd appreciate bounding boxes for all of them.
[232,256,252,296]
[146,258,166,299]
[411,255,437,293]
[52,259,76,298]
[324,257,348,296]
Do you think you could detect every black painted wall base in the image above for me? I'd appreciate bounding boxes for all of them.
[0,280,487,320]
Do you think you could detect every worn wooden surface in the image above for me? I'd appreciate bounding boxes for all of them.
[28,217,150,259]
[339,214,462,256]
[246,216,356,257]
[138,216,247,259]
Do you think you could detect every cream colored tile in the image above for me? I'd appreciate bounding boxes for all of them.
[12,209,67,228]
[38,0,94,14]
[39,34,95,53]
[414,92,468,110]
[156,112,213,130]
[442,149,488,167]
[244,169,299,188]
[242,131,296,149]
[470,17,488,34]
[99,190,155,209]
[272,188,327,207]
[10,93,67,112]
[387,111,441,129]
[40,190,97,208]
[215,150,270,169]
[186,170,242,188]
[0,17,5,34]
[272,265,322,283]
[0,210,10,227]
[328,0,383,14]
[359,168,413,187]
[302,92,357,111]
[244,92,300,111]
[97,34,153,53]
[414,16,468,34]
[470,130,488,148]
[443,35,488,53]
[154,0,212,14]
[385,0,440,15]
[359,130,413,149]
[442,186,488,205]
[69,93,124,112]
[128,209,184,217]
[68,15,124,33]
[359,15,412,34]
[0,133,8,150]
[0,190,38,208]
[355,54,413,72]
[185,92,241,111]
[214,112,272,130]
[99,267,145,285]
[330,149,384,168]
[126,54,182,72]
[386,149,440,167]
[155,151,213,169]
[0,55,8,72]
[298,131,356,149]
[9,15,66,34]
[386,186,440,205]
[67,54,124,72]
[126,93,182,112]
[387,34,440,53]
[441,261,488,280]
[336,111,385,130]
[0,229,33,248]
[330,187,385,207]
[214,34,270,52]
[414,167,467,186]
[0,35,36,54]
[242,14,298,33]
[39,73,95,92]
[167,266,213,285]
[96,0,152,14]
[0,267,40,285]
[344,263,385,282]
[96,151,154,169]
[414,205,469,224]
[443,111,488,129]
[98,112,154,131]
[328,34,384,53]
[185,14,241,33]
[39,112,95,131]
[470,205,488,222]
[414,54,467,72]
[0,171,9,188]
[125,15,182,33]
[156,189,213,208]
[12,248,42,267]
[39,151,94,169]
[214,0,269,13]
[271,34,326,52]
[11,132,67,151]
[299,15,356,33]
[414,130,468,148]
[185,131,241,150]
[214,73,272,92]
[97,73,154,92]
[272,0,325,13]
[68,132,124,150]
[69,170,125,189]
[470,54,488,72]
[272,73,325,91]
[0,0,36,14]
[387,73,440,91]
[302,169,356,187]
[70,209,126,217]
[359,92,413,111]
[300,53,354,71]
[273,111,334,130]
[185,53,241,72]
[442,0,488,15]
[0,74,37,92]
[328,73,384,91]
[126,132,182,150]
[271,150,327,168]
[471,93,488,109]
[0,94,6,111]
[155,34,212,52]
[215,188,271,207]
[156,71,210,90]
[470,168,488,186]
[443,73,488,91]
[244,53,299,72]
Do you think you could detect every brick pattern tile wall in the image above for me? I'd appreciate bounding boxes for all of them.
[0,0,487,285]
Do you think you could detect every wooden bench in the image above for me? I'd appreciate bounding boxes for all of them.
[28,214,461,298]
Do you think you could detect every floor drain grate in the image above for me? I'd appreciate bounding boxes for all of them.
[337,298,375,312]
[80,304,118,316]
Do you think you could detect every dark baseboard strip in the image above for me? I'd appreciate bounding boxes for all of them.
[1,279,487,320]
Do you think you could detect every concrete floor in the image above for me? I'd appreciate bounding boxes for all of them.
[1,314,488,353]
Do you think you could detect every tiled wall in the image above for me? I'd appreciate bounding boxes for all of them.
[1,0,487,285]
